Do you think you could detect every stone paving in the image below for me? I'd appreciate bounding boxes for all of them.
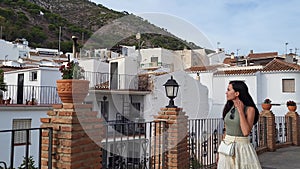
[259,146,300,169]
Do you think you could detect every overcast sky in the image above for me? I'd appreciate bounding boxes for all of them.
[92,0,300,56]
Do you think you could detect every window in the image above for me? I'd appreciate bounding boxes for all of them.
[282,79,295,93]
[12,119,32,145]
[151,57,158,66]
[29,71,37,81]
[101,100,109,121]
[131,103,141,118]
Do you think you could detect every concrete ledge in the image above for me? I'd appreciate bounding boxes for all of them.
[0,104,53,111]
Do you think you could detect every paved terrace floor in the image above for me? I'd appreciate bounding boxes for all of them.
[259,146,300,169]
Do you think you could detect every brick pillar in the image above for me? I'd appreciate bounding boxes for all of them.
[40,103,104,169]
[260,110,276,151]
[153,107,189,169]
[285,110,300,146]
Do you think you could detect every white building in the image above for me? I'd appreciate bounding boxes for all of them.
[0,106,52,168]
[187,58,300,117]
[3,67,61,104]
[0,39,30,61]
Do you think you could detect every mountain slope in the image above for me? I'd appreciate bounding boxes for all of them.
[0,0,200,53]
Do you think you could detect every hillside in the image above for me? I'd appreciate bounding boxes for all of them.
[0,0,200,53]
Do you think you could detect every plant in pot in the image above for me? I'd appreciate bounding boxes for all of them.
[57,60,89,103]
[286,100,297,112]
[262,98,272,110]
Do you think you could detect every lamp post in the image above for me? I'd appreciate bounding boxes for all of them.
[163,76,179,108]
[72,36,78,59]
[136,32,141,70]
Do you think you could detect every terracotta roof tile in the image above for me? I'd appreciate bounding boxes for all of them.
[186,64,224,72]
[214,69,261,76]
[223,57,236,65]
[262,58,300,72]
[248,52,278,59]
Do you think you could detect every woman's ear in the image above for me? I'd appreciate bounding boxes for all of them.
[235,91,240,97]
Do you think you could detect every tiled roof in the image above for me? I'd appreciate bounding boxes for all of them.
[262,58,300,72]
[214,68,261,76]
[248,52,278,59]
[213,59,300,75]
[223,57,236,65]
[186,64,224,72]
[0,65,26,72]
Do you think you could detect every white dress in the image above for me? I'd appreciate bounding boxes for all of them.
[218,107,262,169]
[217,135,262,169]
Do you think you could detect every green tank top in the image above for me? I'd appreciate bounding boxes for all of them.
[224,106,248,136]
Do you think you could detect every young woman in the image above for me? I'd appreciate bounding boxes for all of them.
[217,80,262,169]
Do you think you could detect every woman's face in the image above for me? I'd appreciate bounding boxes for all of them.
[226,84,237,101]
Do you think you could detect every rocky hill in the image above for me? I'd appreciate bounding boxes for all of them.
[0,0,200,53]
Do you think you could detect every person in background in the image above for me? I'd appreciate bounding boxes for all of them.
[217,80,262,169]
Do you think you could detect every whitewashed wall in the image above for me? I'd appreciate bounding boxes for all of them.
[143,71,209,121]
[259,71,300,115]
[40,68,61,86]
[4,68,60,87]
[190,70,300,117]
[0,106,51,168]
[0,40,29,61]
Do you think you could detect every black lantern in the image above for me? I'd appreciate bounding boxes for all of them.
[163,76,179,108]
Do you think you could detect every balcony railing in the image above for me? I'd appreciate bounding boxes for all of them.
[84,71,149,91]
[1,85,61,105]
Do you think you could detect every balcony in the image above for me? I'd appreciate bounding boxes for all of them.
[0,72,150,105]
[84,72,150,91]
[1,85,60,105]
[140,62,162,69]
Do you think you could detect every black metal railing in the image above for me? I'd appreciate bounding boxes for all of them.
[0,116,295,169]
[188,118,223,168]
[1,85,60,105]
[275,116,288,144]
[101,121,166,169]
[0,127,53,169]
[84,71,149,91]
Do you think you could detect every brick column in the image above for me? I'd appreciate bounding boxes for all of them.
[285,110,300,146]
[260,110,276,151]
[153,107,189,169]
[40,103,104,169]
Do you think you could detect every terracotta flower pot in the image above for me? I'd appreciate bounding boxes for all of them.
[287,105,297,112]
[56,79,89,103]
[262,103,272,110]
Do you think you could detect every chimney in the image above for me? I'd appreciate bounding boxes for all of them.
[195,73,200,81]
[250,50,253,54]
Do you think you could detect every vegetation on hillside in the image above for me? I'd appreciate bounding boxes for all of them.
[0,0,201,53]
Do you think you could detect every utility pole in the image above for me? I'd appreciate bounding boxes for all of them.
[285,42,288,57]
[58,26,61,55]
[0,26,2,39]
[236,49,240,66]
[295,48,299,56]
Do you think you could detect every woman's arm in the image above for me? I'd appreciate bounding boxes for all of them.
[239,106,255,136]
[234,100,255,136]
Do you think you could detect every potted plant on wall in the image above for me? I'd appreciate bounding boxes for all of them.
[262,98,272,110]
[286,100,297,112]
[57,60,89,103]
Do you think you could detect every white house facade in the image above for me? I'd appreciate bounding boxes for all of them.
[187,58,300,117]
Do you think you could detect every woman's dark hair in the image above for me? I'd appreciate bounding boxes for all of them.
[222,80,259,125]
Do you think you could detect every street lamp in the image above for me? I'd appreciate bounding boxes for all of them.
[163,76,179,108]
[136,32,141,68]
[72,36,78,59]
